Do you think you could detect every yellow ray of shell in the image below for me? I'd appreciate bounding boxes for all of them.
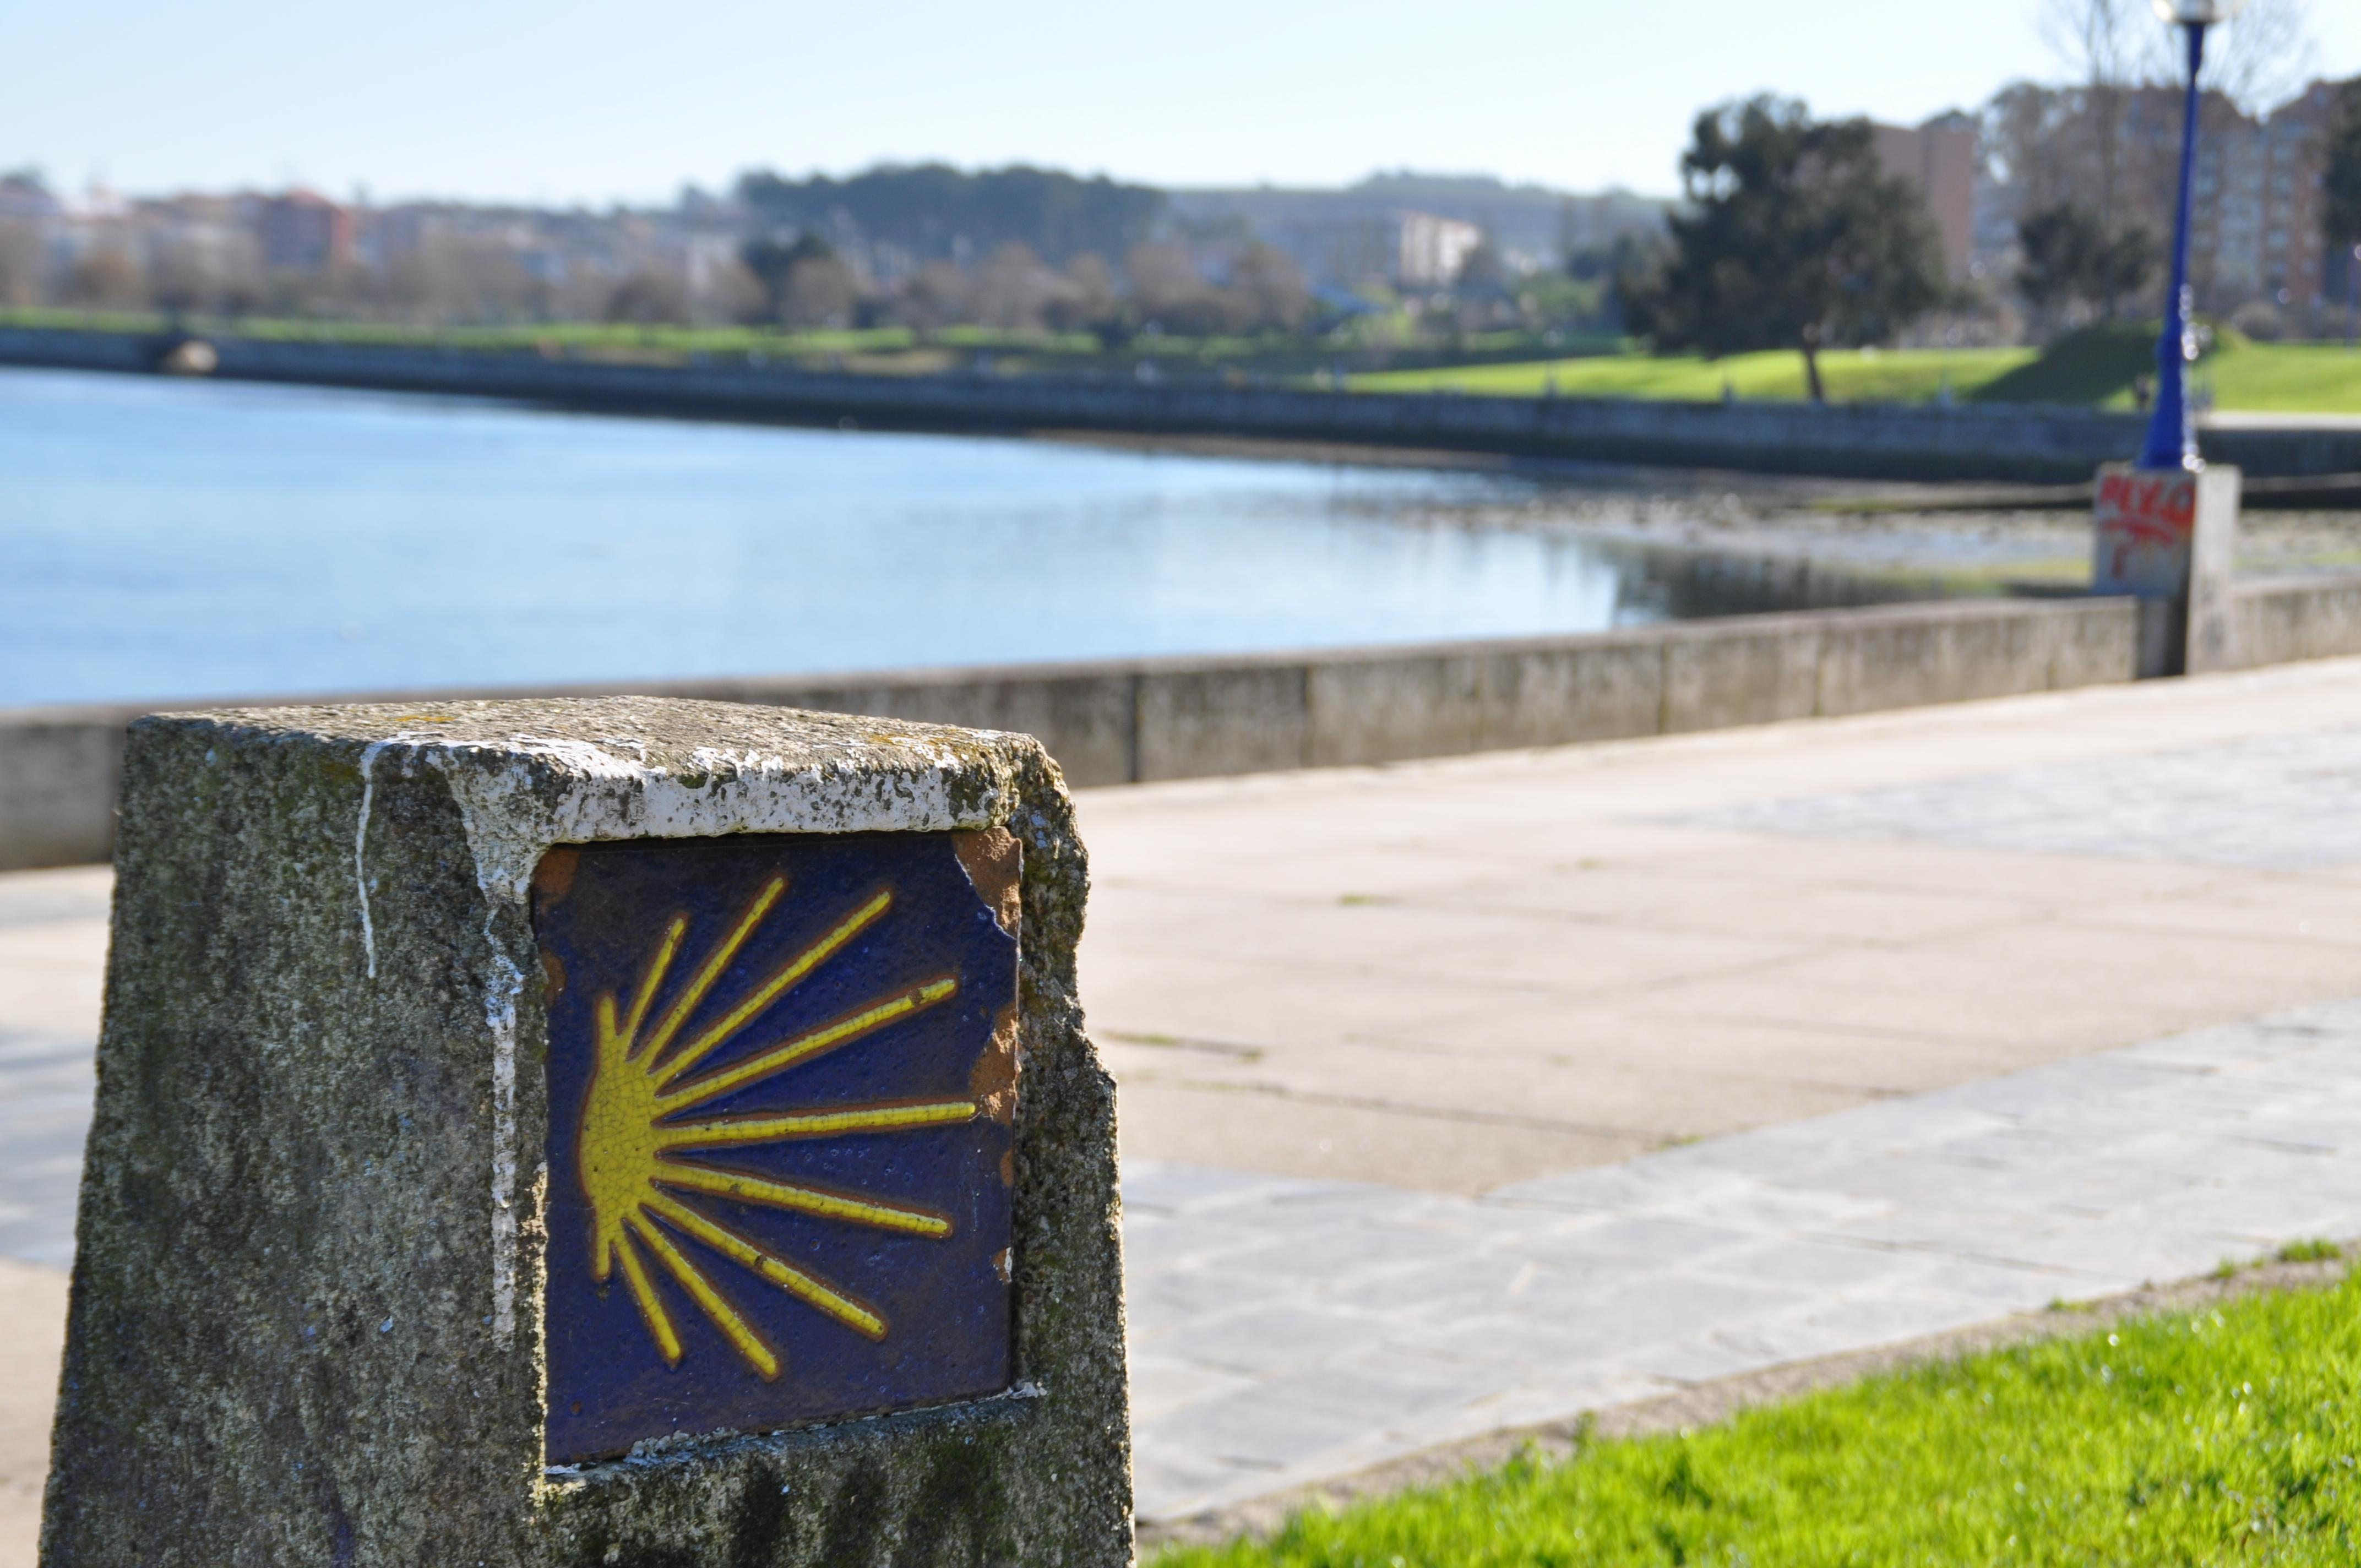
[652,1159,954,1239]
[649,890,894,1090]
[610,1226,683,1368]
[659,1098,979,1152]
[618,916,688,1054]
[645,1191,888,1342]
[590,1209,616,1283]
[634,878,787,1065]
[628,1208,781,1379]
[594,994,624,1073]
[657,978,959,1114]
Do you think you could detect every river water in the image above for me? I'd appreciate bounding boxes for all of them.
[6,366,1781,708]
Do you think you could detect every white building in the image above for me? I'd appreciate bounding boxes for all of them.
[1394,210,1484,287]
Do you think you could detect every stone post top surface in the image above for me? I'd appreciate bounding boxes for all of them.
[143,697,1054,903]
[150,694,1037,777]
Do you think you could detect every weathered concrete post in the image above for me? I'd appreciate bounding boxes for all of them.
[42,699,1129,1567]
[2091,462,2243,676]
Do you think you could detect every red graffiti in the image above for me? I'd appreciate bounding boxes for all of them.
[2095,471,2196,534]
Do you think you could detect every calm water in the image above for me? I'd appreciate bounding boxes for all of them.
[5,367,1694,707]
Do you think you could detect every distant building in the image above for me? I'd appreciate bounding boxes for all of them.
[1393,210,1484,286]
[2202,78,2340,309]
[356,203,430,269]
[1301,209,1484,288]
[1177,204,1487,289]
[1873,115,1979,279]
[0,174,62,221]
[1554,190,1674,260]
[1167,175,1669,289]
[253,189,353,272]
[1981,76,2357,317]
[2083,78,2349,312]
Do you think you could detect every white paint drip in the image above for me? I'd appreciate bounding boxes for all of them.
[482,912,524,1343]
[353,730,450,982]
[353,740,389,980]
[348,721,1008,1352]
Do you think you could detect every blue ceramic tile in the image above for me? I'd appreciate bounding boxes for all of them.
[532,832,1016,1463]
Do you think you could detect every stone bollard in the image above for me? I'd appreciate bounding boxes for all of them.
[41,699,1129,1567]
[2090,462,2243,677]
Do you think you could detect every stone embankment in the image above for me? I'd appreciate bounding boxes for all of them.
[9,324,2361,481]
[8,579,2360,870]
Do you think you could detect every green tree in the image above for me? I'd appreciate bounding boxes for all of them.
[736,165,1165,266]
[738,234,837,324]
[1227,243,1311,333]
[602,269,689,326]
[0,220,43,308]
[2014,202,2157,325]
[1625,97,1949,401]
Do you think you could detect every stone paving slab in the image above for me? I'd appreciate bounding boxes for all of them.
[1687,725,2361,869]
[1088,658,2361,1194]
[0,1035,89,1269]
[0,867,106,1270]
[1122,998,2361,1522]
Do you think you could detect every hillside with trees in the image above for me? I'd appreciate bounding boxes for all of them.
[734,165,1165,268]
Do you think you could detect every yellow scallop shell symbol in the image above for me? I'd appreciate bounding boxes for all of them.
[577,875,977,1379]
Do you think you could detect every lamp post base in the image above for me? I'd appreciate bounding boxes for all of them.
[2092,462,2243,676]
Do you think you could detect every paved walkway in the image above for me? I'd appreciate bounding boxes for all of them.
[1082,657,2361,1195]
[0,867,104,1559]
[4,657,2361,1555]
[1127,999,2361,1517]
[0,868,104,1270]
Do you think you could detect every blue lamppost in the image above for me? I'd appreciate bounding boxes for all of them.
[2137,0,2247,471]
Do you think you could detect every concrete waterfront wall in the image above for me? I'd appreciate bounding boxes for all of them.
[13,581,2361,872]
[2231,573,2361,669]
[10,324,2361,481]
[0,596,2142,872]
[0,705,127,869]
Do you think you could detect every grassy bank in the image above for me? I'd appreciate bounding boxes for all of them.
[1158,1256,2361,1567]
[1353,331,2361,415]
[1350,347,2038,405]
[0,307,1604,378]
[10,306,2360,412]
[2207,344,2361,413]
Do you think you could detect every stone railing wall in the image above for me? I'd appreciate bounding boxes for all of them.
[0,596,2144,870]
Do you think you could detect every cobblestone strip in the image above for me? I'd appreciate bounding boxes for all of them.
[1124,999,2361,1521]
[0,1030,88,1268]
[1683,724,2361,870]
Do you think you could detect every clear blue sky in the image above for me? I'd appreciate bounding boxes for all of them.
[7,0,2359,205]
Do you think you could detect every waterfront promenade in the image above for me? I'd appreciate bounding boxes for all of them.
[5,657,2361,1557]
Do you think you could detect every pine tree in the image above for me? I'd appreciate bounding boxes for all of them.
[1624,98,1950,402]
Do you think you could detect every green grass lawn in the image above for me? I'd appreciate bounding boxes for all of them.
[1351,334,2361,416]
[2204,343,2361,414]
[1157,1262,2361,1567]
[13,303,2361,413]
[1348,346,2039,406]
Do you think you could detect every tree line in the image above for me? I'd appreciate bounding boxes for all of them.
[734,164,1165,268]
[722,233,1313,338]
